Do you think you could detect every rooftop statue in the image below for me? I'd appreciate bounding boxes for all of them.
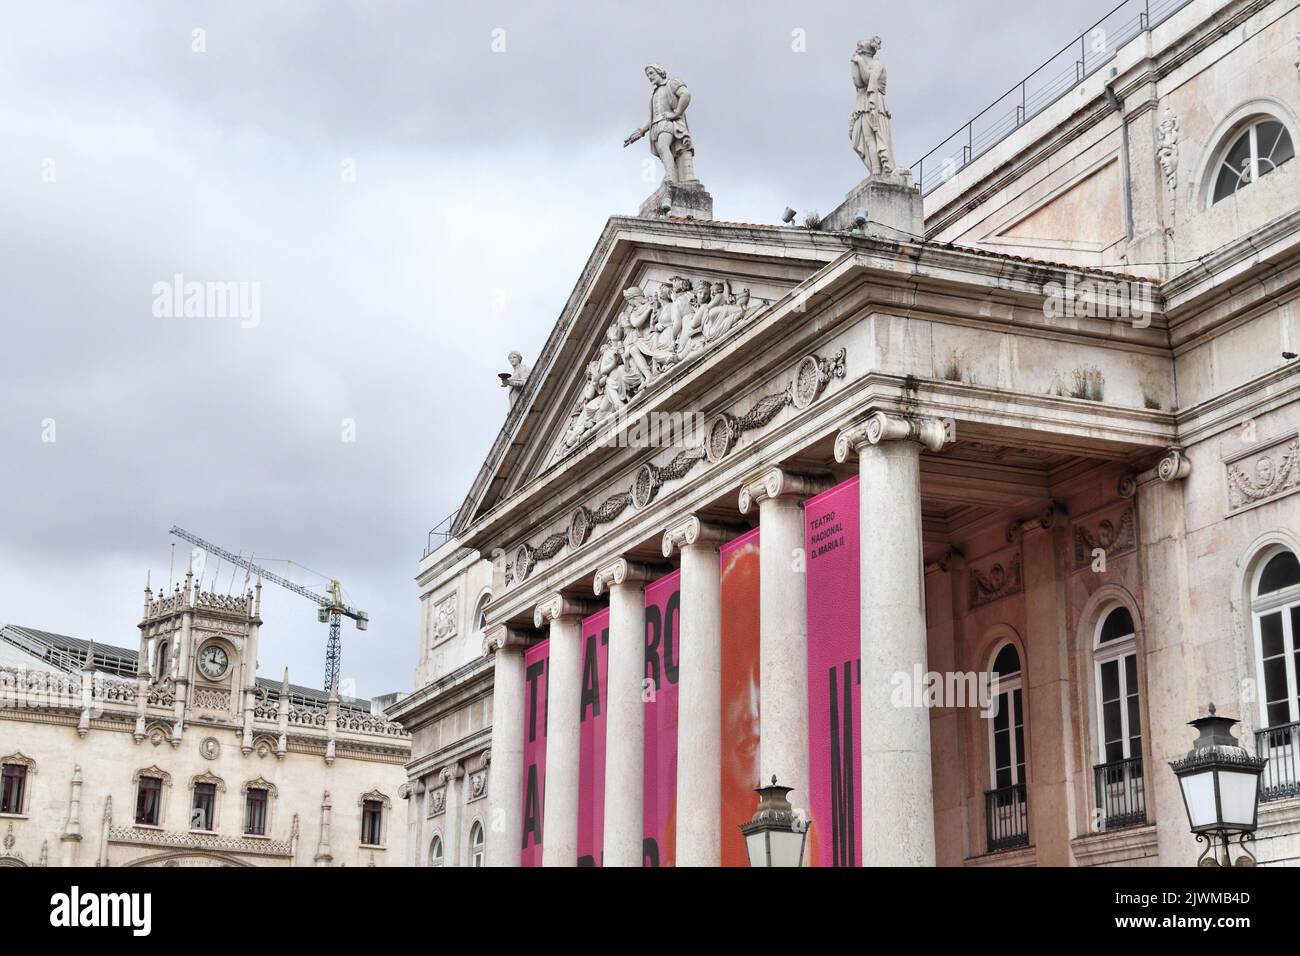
[624,64,698,185]
[500,351,530,407]
[849,36,896,178]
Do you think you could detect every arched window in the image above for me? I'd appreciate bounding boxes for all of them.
[985,642,1028,851]
[1252,547,1300,802]
[429,835,444,867]
[1209,117,1295,206]
[1253,548,1300,730]
[469,821,485,867]
[1092,605,1146,829]
[475,592,491,632]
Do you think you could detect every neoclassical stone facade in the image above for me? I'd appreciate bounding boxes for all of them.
[0,573,409,868]
[395,0,1300,866]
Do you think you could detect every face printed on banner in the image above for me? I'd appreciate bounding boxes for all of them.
[719,529,761,867]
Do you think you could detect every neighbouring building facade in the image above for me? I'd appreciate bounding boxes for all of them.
[391,0,1300,866]
[0,573,409,868]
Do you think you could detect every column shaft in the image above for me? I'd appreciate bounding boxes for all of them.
[542,613,582,866]
[675,539,723,866]
[840,413,947,867]
[758,496,811,817]
[603,580,646,866]
[486,643,525,867]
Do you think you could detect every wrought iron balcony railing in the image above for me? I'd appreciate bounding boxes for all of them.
[1256,721,1300,803]
[985,782,1030,853]
[1093,755,1147,830]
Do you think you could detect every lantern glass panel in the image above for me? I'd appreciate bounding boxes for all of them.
[1218,770,1259,828]
[1179,769,1219,830]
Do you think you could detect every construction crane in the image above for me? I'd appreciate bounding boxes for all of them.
[169,526,368,694]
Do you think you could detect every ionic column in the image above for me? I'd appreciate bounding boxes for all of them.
[836,410,948,867]
[535,593,598,867]
[594,559,658,867]
[483,624,530,868]
[738,467,828,826]
[663,515,732,867]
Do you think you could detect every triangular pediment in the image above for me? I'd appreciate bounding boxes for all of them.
[453,217,840,532]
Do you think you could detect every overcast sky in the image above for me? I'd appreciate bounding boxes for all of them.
[0,0,1115,698]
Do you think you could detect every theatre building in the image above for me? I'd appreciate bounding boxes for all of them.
[389,0,1300,866]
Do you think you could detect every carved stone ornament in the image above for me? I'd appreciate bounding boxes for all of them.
[188,770,226,793]
[199,737,221,761]
[1226,434,1300,515]
[431,593,458,642]
[1072,504,1137,572]
[1118,446,1192,498]
[834,409,950,462]
[553,275,775,462]
[969,546,1023,609]
[468,765,488,802]
[1157,105,1179,222]
[509,350,846,584]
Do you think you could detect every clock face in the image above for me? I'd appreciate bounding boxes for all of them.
[198,644,229,679]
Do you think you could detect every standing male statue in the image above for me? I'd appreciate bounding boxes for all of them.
[624,64,697,185]
[849,36,896,177]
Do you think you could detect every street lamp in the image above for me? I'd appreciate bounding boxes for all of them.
[740,775,807,867]
[1168,703,1268,867]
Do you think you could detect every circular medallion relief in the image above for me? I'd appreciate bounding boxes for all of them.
[632,463,660,510]
[705,414,737,464]
[200,737,221,760]
[792,355,824,410]
[513,544,534,583]
[568,506,592,548]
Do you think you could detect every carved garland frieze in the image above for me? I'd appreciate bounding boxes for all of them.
[507,348,846,585]
[969,546,1023,610]
[1226,435,1300,515]
[1072,505,1136,572]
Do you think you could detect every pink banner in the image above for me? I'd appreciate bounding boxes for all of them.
[720,529,760,867]
[520,639,549,867]
[643,570,680,867]
[577,608,609,866]
[805,477,861,866]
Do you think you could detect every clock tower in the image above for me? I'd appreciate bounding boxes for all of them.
[135,565,263,749]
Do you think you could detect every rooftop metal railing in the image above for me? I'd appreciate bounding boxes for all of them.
[422,508,459,559]
[910,0,1194,196]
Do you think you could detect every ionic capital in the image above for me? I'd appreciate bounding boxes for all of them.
[737,467,830,515]
[1005,503,1066,542]
[834,410,950,462]
[481,623,532,657]
[592,558,660,596]
[533,593,600,628]
[1118,446,1191,498]
[661,515,736,557]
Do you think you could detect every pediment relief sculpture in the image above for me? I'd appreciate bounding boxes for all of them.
[555,275,770,461]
